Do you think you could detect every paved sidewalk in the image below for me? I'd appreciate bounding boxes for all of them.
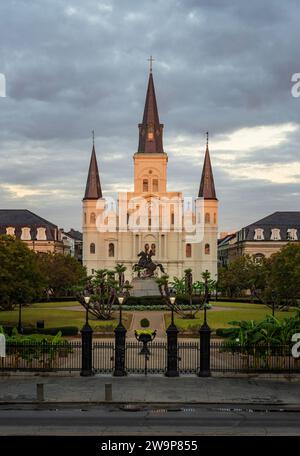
[0,376,299,405]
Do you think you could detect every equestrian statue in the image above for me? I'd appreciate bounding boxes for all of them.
[133,243,165,278]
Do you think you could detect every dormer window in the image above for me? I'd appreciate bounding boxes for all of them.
[254,228,264,240]
[271,228,281,241]
[287,228,298,241]
[21,227,31,241]
[36,227,47,241]
[6,227,15,236]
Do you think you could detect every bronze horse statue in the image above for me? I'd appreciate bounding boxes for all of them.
[133,248,165,278]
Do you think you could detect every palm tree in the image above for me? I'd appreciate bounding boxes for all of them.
[114,263,127,289]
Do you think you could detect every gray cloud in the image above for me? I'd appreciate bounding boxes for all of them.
[0,0,300,231]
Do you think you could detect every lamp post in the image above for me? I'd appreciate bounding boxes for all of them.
[118,296,124,324]
[80,295,94,377]
[113,295,127,376]
[199,271,211,377]
[84,296,90,325]
[166,294,179,377]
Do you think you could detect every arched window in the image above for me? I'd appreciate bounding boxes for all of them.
[148,124,154,141]
[171,212,175,225]
[152,179,158,192]
[108,243,115,257]
[205,243,210,255]
[186,243,192,258]
[161,234,165,257]
[205,213,210,224]
[84,212,87,224]
[90,243,95,254]
[90,212,96,224]
[213,213,217,224]
[143,179,149,192]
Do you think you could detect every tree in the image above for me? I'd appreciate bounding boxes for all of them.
[115,263,126,289]
[157,270,216,319]
[36,253,87,298]
[260,244,300,312]
[0,235,44,310]
[77,266,131,320]
[218,255,268,299]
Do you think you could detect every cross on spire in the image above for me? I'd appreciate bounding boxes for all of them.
[206,131,209,148]
[92,129,95,147]
[147,55,155,73]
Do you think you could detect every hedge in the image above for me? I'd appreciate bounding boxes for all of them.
[3,325,79,336]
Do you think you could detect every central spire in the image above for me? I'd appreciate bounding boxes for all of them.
[137,63,164,154]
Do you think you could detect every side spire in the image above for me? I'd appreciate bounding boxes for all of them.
[198,132,217,200]
[137,60,164,153]
[83,132,102,200]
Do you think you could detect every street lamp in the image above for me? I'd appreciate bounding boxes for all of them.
[118,295,124,324]
[203,270,210,326]
[169,295,176,325]
[84,295,91,325]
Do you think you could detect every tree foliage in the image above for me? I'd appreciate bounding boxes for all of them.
[77,264,131,320]
[218,245,300,312]
[0,235,44,310]
[36,252,87,298]
[156,270,216,319]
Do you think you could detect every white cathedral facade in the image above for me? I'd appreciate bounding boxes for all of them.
[82,69,218,283]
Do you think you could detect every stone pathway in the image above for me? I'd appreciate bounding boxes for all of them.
[128,311,166,338]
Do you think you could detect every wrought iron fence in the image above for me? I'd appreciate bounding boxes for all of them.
[93,341,114,373]
[0,340,299,375]
[125,341,167,374]
[210,342,300,373]
[178,341,199,374]
[0,341,82,372]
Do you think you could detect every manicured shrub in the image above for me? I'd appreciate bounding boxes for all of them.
[18,326,79,336]
[140,318,150,328]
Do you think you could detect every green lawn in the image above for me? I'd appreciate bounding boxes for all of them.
[0,304,132,332]
[164,305,297,333]
[211,301,265,310]
[31,302,79,309]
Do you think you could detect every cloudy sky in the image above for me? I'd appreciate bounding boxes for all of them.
[0,0,300,233]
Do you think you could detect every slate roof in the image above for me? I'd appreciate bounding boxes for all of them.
[241,212,300,241]
[83,145,102,200]
[137,72,164,153]
[0,209,58,241]
[66,229,83,241]
[198,145,217,200]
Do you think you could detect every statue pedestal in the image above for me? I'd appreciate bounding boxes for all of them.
[130,277,160,297]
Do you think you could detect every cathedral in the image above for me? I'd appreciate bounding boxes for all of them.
[82,67,218,283]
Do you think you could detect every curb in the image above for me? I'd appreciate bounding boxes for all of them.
[1,401,300,408]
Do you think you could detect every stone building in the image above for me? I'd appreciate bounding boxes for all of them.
[0,209,64,253]
[82,68,218,282]
[218,211,300,264]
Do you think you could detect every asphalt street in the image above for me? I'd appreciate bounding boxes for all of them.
[0,404,299,435]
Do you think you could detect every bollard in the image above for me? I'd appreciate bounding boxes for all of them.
[36,383,44,402]
[105,383,112,402]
